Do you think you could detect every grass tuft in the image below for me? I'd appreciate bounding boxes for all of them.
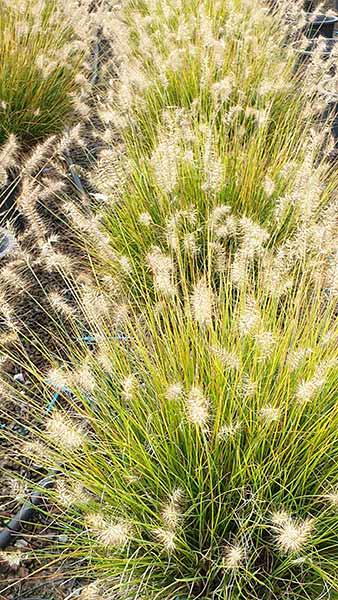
[1,268,337,600]
[0,0,85,146]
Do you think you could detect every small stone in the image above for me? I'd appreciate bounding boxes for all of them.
[58,534,68,543]
[14,538,28,548]
[92,192,108,202]
[0,229,16,258]
[13,373,25,384]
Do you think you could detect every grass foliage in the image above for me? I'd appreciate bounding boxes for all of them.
[0,0,84,145]
[98,0,337,295]
[4,271,337,600]
[0,1,337,599]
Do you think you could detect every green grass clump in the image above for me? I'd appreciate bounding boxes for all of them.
[0,0,85,146]
[92,0,336,297]
[2,268,337,600]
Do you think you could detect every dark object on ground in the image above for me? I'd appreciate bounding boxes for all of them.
[304,13,338,38]
[0,474,55,550]
[323,98,338,147]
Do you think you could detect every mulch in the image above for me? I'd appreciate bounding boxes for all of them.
[0,27,116,600]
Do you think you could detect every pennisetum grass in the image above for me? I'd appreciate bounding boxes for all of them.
[2,0,334,306]
[0,0,93,146]
[0,1,337,599]
[0,255,337,599]
[88,0,338,301]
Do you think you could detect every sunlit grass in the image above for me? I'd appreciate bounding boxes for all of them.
[0,0,85,146]
[94,0,337,298]
[1,263,337,600]
[0,1,337,599]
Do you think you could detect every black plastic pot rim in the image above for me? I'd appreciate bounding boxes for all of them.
[305,13,338,24]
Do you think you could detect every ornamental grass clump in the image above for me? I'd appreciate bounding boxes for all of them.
[1,264,337,599]
[91,0,337,293]
[97,0,335,230]
[0,0,89,146]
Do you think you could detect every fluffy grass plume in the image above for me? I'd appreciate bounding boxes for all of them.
[0,0,87,145]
